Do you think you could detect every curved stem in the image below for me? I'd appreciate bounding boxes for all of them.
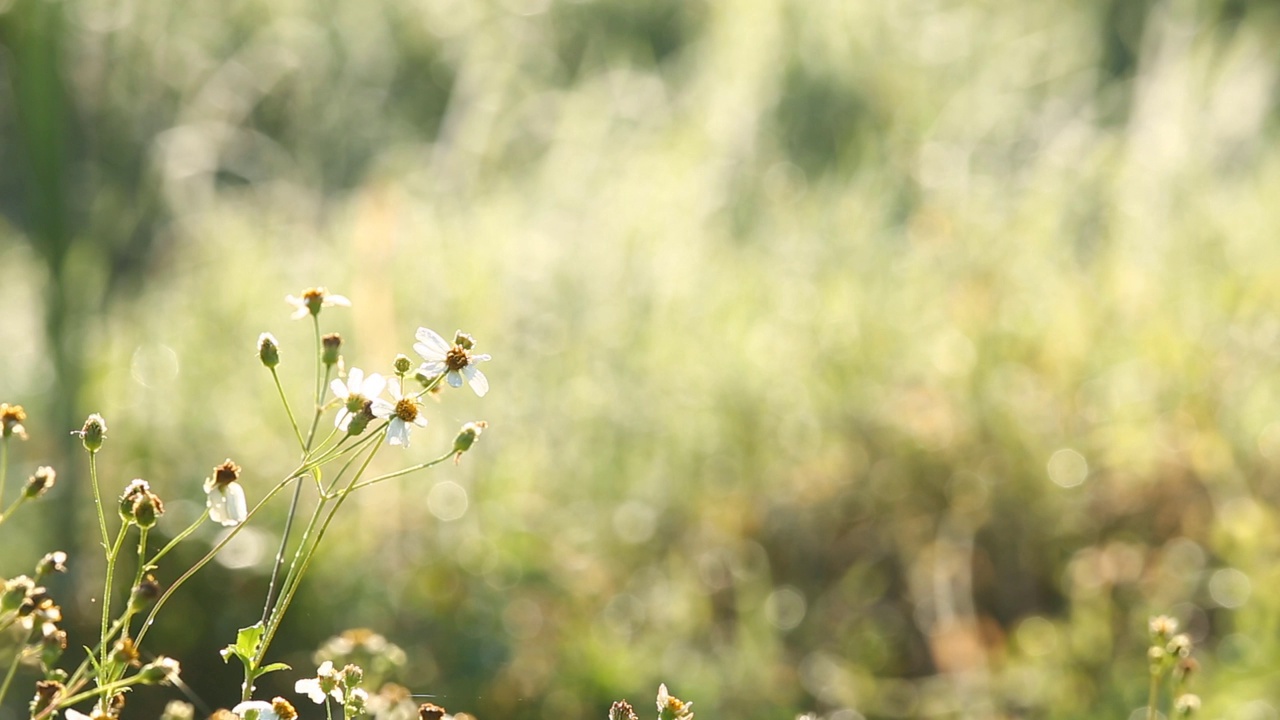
[0,494,28,528]
[145,510,210,570]
[271,368,305,450]
[348,450,455,493]
[0,631,29,709]
[88,451,109,554]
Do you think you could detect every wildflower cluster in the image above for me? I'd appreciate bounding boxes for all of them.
[0,288,493,720]
[1146,615,1201,719]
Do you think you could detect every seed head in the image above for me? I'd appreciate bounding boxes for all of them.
[35,551,68,578]
[323,334,343,367]
[418,704,447,720]
[76,414,107,452]
[1,403,28,440]
[213,459,242,488]
[610,701,638,720]
[24,466,56,498]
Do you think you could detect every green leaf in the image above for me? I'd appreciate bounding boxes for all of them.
[255,662,291,678]
[220,623,265,665]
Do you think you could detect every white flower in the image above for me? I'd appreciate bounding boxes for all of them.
[413,328,491,397]
[296,661,344,704]
[372,379,428,447]
[286,287,351,320]
[231,702,279,720]
[64,709,92,720]
[331,368,386,431]
[204,460,247,527]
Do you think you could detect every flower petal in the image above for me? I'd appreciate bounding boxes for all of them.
[346,367,365,393]
[463,366,489,397]
[334,409,352,430]
[232,701,280,720]
[415,327,451,355]
[330,378,350,400]
[446,370,464,388]
[362,373,386,398]
[387,419,409,446]
[371,399,395,419]
[417,360,447,376]
[326,294,352,307]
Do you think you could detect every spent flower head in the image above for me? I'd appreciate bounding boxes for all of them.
[1,403,28,440]
[609,701,638,720]
[418,704,447,720]
[452,421,487,464]
[323,333,343,366]
[331,368,386,433]
[24,466,57,498]
[35,551,68,578]
[138,657,182,685]
[205,459,248,526]
[119,479,163,527]
[372,379,427,447]
[413,328,491,397]
[287,287,351,319]
[74,413,107,452]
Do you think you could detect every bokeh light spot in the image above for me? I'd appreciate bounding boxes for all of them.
[764,586,807,631]
[427,481,469,521]
[1208,567,1252,608]
[1047,448,1089,487]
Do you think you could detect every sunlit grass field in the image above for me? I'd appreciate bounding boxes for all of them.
[4,0,1280,718]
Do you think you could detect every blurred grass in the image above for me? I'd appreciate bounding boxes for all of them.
[4,0,1280,718]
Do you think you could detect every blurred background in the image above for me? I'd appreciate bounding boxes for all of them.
[3,0,1280,718]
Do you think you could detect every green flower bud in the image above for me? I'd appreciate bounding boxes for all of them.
[35,551,67,578]
[394,354,413,376]
[24,466,56,499]
[132,490,165,529]
[451,421,488,464]
[258,333,281,369]
[119,479,152,524]
[41,628,67,669]
[1,576,34,613]
[129,575,162,614]
[137,656,181,685]
[77,414,107,452]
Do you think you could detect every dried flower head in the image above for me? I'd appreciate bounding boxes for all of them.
[418,703,447,720]
[1,575,36,613]
[30,679,64,716]
[119,479,162,527]
[129,574,163,613]
[322,333,343,366]
[205,459,248,527]
[287,288,351,319]
[25,466,57,498]
[1,403,28,440]
[413,328,491,397]
[609,700,639,720]
[112,638,141,666]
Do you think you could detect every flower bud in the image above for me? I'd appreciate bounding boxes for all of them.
[129,575,162,614]
[112,638,140,666]
[1,576,35,613]
[346,405,373,437]
[77,414,107,452]
[1167,633,1192,658]
[452,331,474,350]
[40,627,67,669]
[258,333,281,369]
[340,664,364,690]
[323,334,343,367]
[35,551,67,578]
[24,466,56,499]
[118,479,152,524]
[132,490,165,529]
[1175,694,1201,716]
[344,688,367,718]
[394,354,413,376]
[137,656,181,685]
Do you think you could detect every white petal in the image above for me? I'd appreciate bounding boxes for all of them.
[208,483,248,527]
[330,378,350,400]
[362,373,386,398]
[65,709,92,720]
[371,399,395,419]
[290,306,310,320]
[387,419,409,446]
[464,366,489,397]
[334,409,352,430]
[388,378,403,400]
[471,353,492,363]
[415,327,451,354]
[413,413,429,428]
[295,679,327,705]
[417,360,446,376]
[346,367,365,393]
[206,487,229,524]
[413,342,444,362]
[326,294,351,307]
[232,701,280,720]
[446,370,463,388]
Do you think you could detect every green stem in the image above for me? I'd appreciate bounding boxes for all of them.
[97,525,128,710]
[271,368,306,449]
[1147,669,1160,720]
[88,451,109,553]
[145,510,209,570]
[348,450,455,493]
[0,438,9,506]
[253,440,384,673]
[0,494,28,528]
[0,632,28,709]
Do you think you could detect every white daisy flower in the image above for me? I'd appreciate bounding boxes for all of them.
[331,367,386,431]
[413,328,491,397]
[285,287,351,320]
[295,660,344,704]
[232,698,296,720]
[204,459,248,527]
[372,378,428,447]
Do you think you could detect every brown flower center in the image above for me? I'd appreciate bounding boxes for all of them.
[445,346,471,372]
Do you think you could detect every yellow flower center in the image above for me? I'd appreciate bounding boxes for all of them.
[394,398,418,423]
[445,346,471,372]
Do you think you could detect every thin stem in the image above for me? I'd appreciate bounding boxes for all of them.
[98,525,129,710]
[1147,670,1160,720]
[0,632,29,709]
[0,438,8,506]
[88,451,110,552]
[145,510,210,569]
[271,368,305,449]
[254,440,383,670]
[348,450,455,492]
[0,494,28,528]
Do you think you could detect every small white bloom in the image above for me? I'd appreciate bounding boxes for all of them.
[296,661,344,704]
[413,328,491,397]
[331,368,386,431]
[286,287,351,320]
[64,709,92,720]
[205,460,248,527]
[372,379,428,447]
[232,701,280,720]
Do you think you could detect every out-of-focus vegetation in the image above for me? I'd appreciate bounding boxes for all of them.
[4,0,1280,717]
